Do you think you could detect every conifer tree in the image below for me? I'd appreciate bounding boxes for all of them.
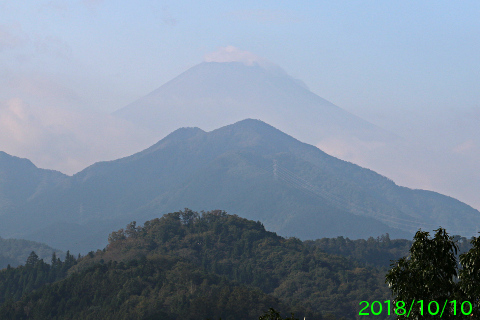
[25,251,39,266]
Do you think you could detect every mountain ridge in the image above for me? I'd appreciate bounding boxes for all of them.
[0,119,478,253]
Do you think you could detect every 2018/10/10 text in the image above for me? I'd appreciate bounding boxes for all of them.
[359,300,473,317]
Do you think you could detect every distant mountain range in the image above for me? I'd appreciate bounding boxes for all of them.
[111,60,480,214]
[0,119,478,253]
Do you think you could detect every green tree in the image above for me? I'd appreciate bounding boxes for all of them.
[26,251,39,266]
[259,308,298,320]
[459,235,480,316]
[386,228,480,319]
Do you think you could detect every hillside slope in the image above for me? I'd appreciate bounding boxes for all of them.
[1,210,393,320]
[1,120,479,252]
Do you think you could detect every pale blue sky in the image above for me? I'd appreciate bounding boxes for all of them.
[1,0,479,208]
[1,0,478,120]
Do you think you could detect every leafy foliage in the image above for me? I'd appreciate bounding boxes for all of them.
[259,308,298,320]
[386,228,480,319]
[2,209,440,319]
[305,234,412,269]
[77,209,390,319]
[0,255,283,320]
[458,235,480,317]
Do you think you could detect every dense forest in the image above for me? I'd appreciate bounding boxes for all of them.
[0,251,77,305]
[0,209,473,319]
[306,234,472,270]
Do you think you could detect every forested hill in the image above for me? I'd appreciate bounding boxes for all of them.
[84,209,392,319]
[0,236,63,269]
[0,210,397,320]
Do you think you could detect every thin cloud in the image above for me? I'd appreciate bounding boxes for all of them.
[316,136,386,163]
[2,72,81,106]
[468,107,480,122]
[0,98,45,146]
[40,1,70,13]
[161,6,177,26]
[0,98,157,174]
[81,0,104,13]
[453,140,477,155]
[228,9,302,24]
[204,46,276,69]
[0,24,27,52]
[81,0,104,8]
[34,35,72,60]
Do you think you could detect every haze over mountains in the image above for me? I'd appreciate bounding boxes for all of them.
[1,119,478,253]
[113,56,480,211]
[1,50,478,211]
[0,50,478,255]
[114,61,395,148]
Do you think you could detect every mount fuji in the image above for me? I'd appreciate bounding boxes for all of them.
[113,60,396,149]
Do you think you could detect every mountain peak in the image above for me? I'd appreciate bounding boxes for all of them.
[203,46,277,70]
[220,118,272,130]
[3,119,480,253]
[202,47,302,82]
[113,51,394,149]
[212,118,290,140]
[164,126,205,141]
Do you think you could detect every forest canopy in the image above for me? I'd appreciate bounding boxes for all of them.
[1,209,476,319]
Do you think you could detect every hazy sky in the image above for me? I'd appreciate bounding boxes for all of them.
[1,1,478,115]
[1,1,479,208]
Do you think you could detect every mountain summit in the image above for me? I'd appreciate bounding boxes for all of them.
[113,61,395,147]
